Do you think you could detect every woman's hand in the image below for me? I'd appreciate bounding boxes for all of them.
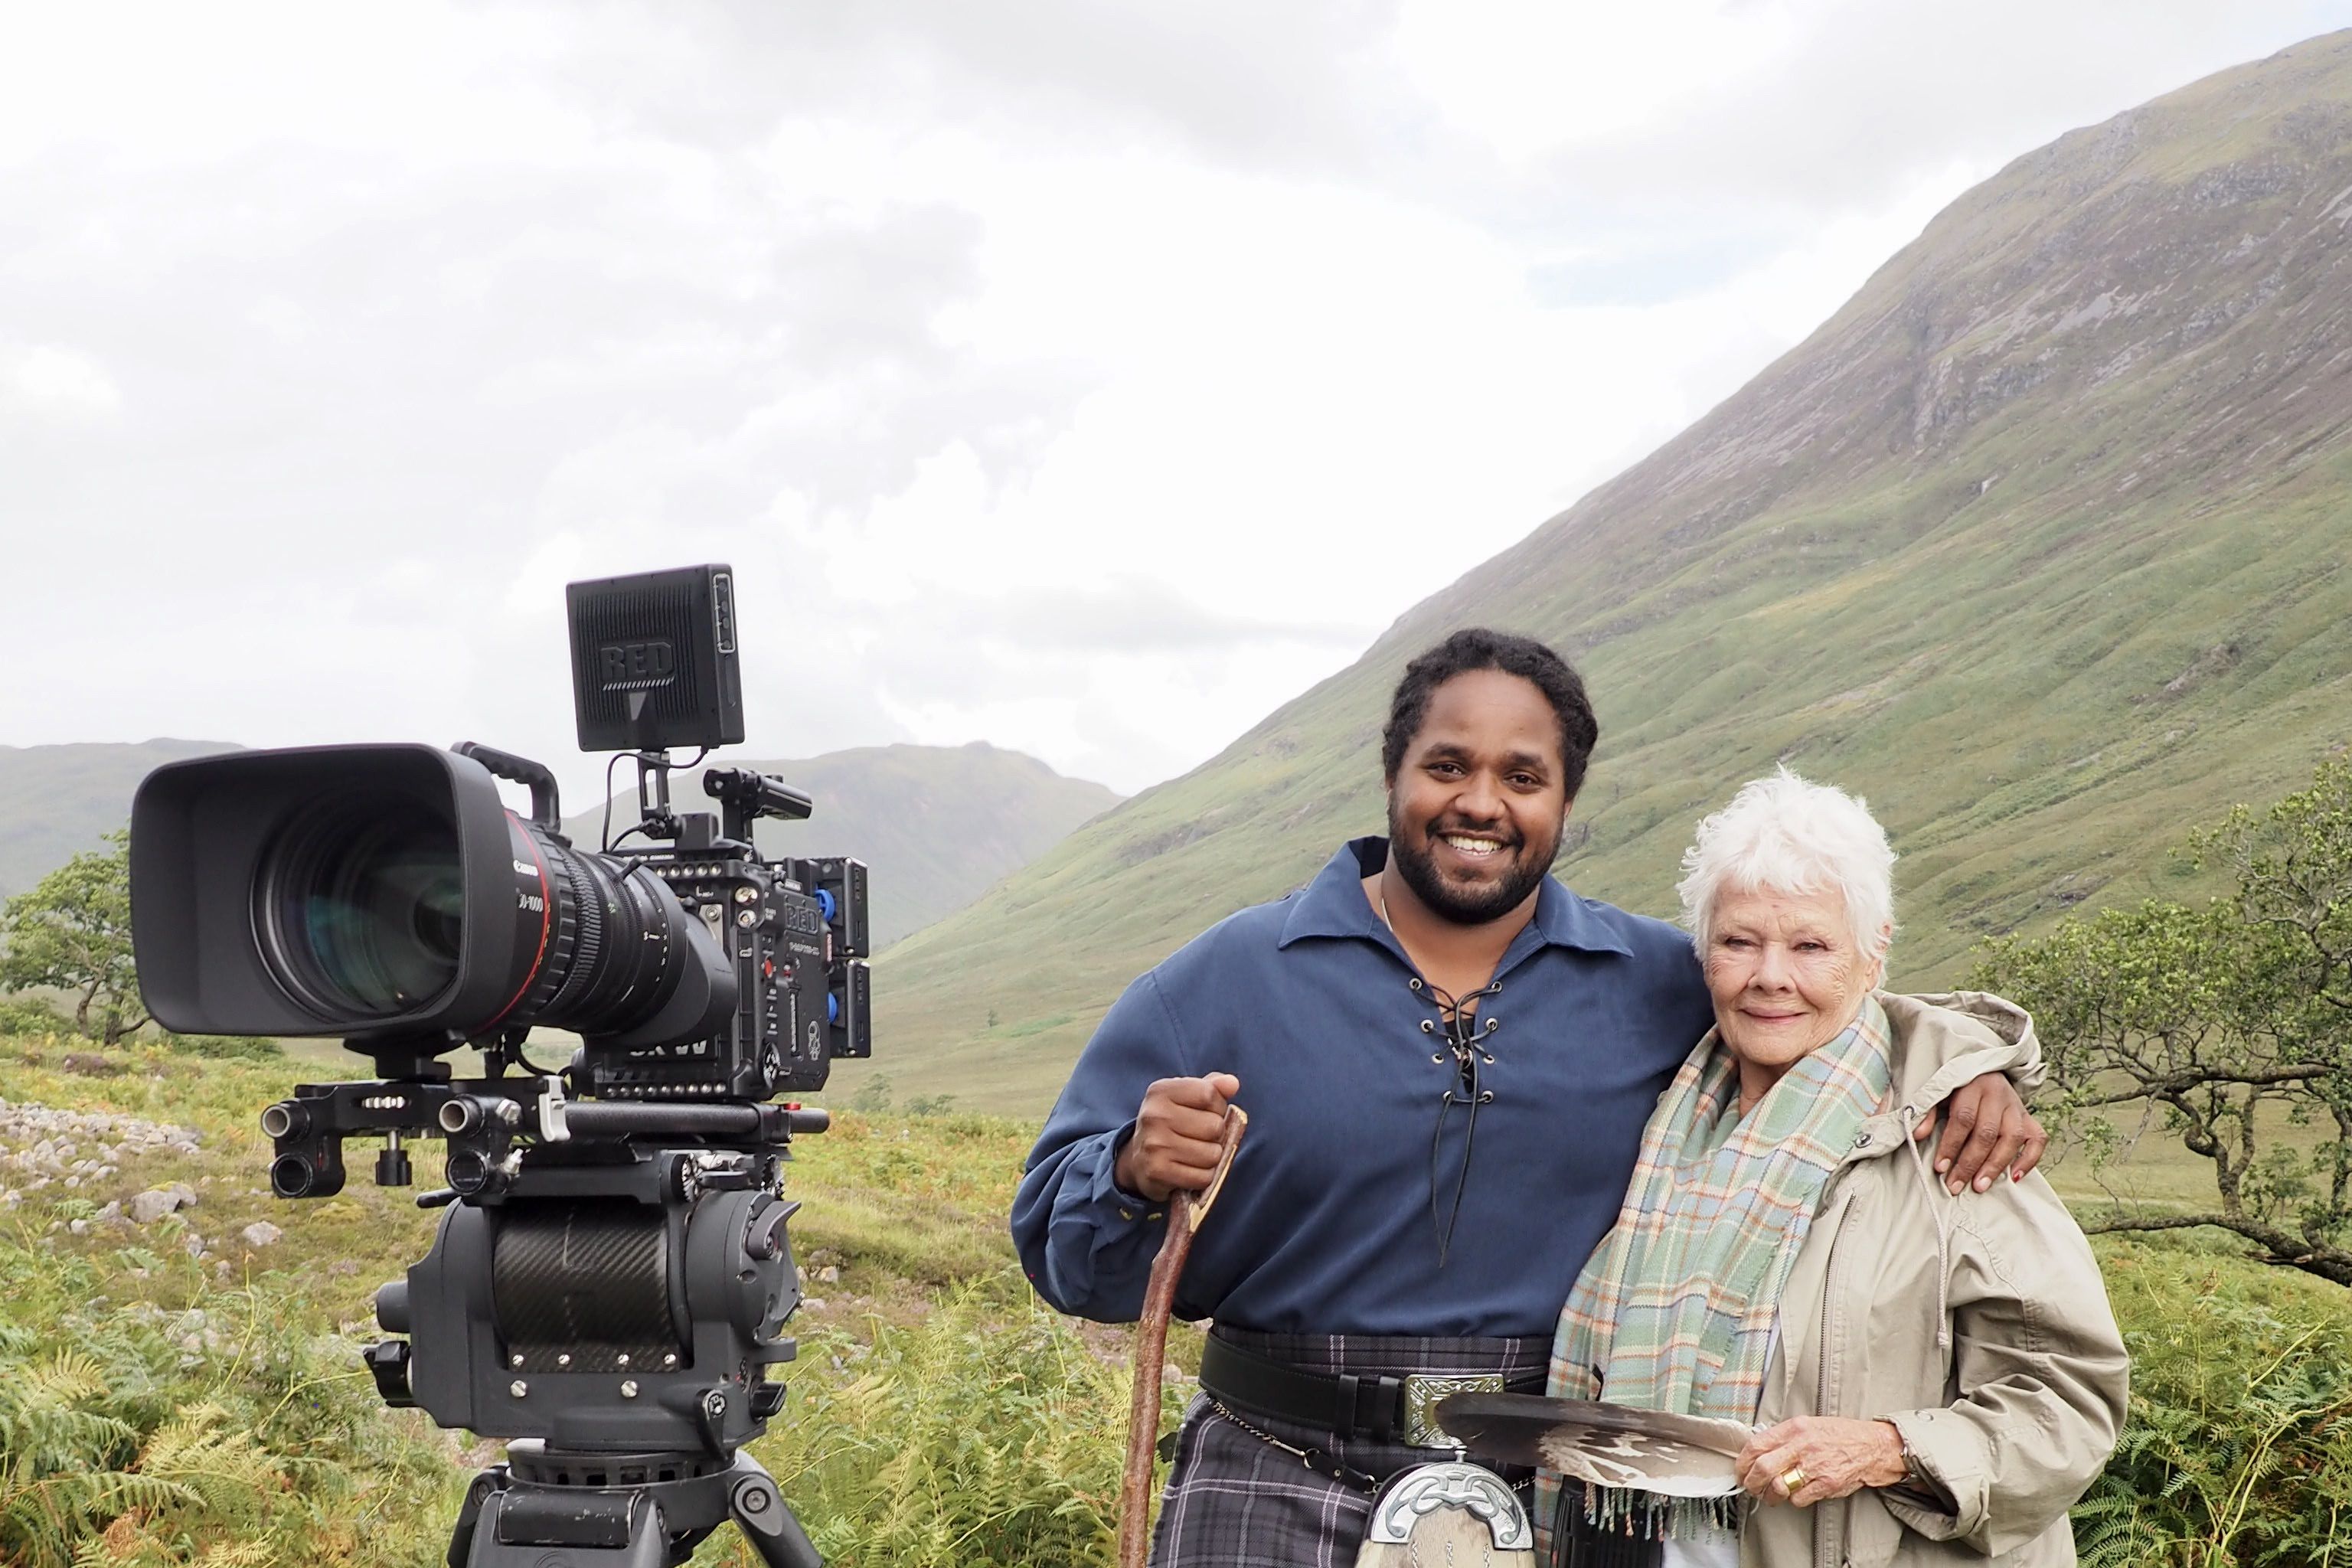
[1735,1417,1907,1508]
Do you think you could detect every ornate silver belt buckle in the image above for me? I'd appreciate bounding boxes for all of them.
[1401,1373,1504,1449]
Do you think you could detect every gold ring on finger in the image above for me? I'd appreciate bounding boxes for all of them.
[1779,1465,1808,1494]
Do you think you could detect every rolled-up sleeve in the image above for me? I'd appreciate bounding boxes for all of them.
[1010,970,1191,1323]
[1880,1177,2130,1554]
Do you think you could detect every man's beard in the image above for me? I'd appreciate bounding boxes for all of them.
[1387,805,1558,926]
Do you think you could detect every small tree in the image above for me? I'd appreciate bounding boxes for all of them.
[0,830,150,1046]
[1975,756,2352,1286]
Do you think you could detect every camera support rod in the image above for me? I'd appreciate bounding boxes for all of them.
[261,1067,830,1202]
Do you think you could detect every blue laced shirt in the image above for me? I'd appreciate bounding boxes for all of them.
[1010,837,1716,1338]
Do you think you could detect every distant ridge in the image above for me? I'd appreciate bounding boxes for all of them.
[881,31,2352,1114]
[563,741,1119,952]
[1,740,1116,961]
[0,740,240,897]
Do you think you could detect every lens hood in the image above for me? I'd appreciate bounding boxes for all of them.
[132,743,535,1039]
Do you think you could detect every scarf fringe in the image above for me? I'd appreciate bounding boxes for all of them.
[1576,1481,1740,1540]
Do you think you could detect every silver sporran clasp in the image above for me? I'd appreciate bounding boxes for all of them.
[1360,1459,1537,1564]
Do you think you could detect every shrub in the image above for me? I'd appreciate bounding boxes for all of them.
[1973,757,2352,1285]
[162,1032,285,1061]
[0,995,67,1036]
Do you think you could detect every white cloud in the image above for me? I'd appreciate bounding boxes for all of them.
[1393,0,1800,162]
[3,0,2347,803]
[2,343,122,420]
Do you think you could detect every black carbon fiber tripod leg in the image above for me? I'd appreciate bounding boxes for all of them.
[445,1467,501,1568]
[724,1452,823,1568]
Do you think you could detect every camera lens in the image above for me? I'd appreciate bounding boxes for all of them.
[256,796,466,1019]
[162,744,733,1046]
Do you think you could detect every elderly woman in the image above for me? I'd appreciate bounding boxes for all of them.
[1540,770,2128,1568]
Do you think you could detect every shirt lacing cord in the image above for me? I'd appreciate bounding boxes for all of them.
[1421,978,1502,1267]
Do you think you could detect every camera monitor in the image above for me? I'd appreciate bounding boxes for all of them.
[567,564,745,753]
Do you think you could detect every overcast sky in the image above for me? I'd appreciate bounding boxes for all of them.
[7,1,2347,804]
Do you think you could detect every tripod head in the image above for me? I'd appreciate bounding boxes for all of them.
[270,1057,828,1566]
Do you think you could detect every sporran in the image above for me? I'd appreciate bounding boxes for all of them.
[1355,1459,1537,1567]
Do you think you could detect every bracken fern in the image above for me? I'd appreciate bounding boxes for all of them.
[2078,1241,2352,1567]
[747,1287,1164,1567]
[0,1227,461,1567]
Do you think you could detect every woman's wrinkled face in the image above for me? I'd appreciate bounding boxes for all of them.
[1703,886,1883,1077]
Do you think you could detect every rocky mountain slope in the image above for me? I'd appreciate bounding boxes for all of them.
[880,31,2352,1114]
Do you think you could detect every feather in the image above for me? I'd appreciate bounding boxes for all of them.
[1432,1393,1753,1499]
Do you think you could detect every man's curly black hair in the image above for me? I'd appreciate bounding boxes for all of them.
[1380,628,1599,799]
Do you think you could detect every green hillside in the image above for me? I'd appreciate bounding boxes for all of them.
[0,740,240,898]
[881,31,2352,1115]
[563,741,1119,952]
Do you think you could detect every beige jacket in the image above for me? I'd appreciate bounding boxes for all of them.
[1745,991,2130,1568]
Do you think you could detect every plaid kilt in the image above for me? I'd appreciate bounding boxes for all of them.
[1151,1326,1550,1568]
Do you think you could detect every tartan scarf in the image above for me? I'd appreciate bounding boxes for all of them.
[1537,995,1892,1542]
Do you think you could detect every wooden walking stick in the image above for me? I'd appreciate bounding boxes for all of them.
[1117,1104,1248,1568]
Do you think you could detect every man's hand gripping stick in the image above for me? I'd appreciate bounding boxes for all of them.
[1118,1104,1247,1568]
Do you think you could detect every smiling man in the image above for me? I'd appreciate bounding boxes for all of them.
[1010,627,2045,1568]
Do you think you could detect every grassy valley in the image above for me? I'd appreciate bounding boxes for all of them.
[880,33,2352,1116]
[2,1029,2347,1565]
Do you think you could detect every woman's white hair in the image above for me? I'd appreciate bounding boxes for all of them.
[1675,767,1896,960]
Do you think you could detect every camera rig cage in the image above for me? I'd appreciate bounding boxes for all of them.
[129,566,870,1567]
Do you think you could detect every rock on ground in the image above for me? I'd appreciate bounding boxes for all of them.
[129,1181,200,1223]
[0,1097,201,1199]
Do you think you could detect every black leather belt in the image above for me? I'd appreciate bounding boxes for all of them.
[1197,1334,1544,1449]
